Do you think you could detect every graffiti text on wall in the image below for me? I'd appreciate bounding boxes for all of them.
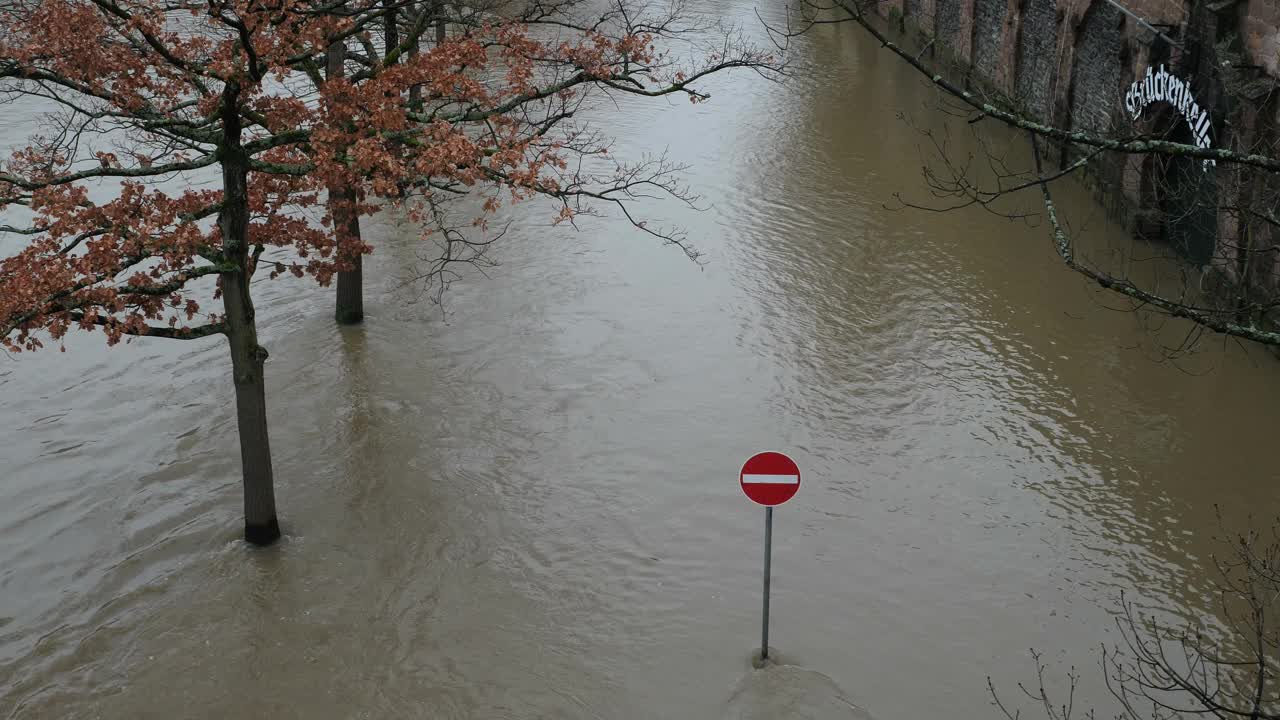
[1124,64,1214,169]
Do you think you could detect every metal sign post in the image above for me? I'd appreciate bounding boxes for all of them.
[739,451,800,665]
[762,506,773,660]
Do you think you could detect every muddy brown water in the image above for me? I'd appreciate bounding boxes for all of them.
[4,5,1280,719]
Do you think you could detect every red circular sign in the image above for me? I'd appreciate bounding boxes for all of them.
[740,451,801,506]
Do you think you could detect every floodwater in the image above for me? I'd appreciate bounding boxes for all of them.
[4,4,1280,719]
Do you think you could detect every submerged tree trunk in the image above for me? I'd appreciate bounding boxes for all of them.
[331,204,364,324]
[327,37,365,325]
[219,83,281,545]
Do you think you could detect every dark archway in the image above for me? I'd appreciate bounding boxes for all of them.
[1160,116,1219,266]
[1067,2,1123,136]
[936,0,962,46]
[1134,94,1219,265]
[1134,21,1224,267]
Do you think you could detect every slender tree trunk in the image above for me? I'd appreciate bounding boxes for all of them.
[219,83,281,546]
[435,0,446,45]
[408,2,422,111]
[384,0,399,59]
[326,37,365,325]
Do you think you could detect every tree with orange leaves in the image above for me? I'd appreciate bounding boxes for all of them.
[312,0,776,321]
[0,0,778,545]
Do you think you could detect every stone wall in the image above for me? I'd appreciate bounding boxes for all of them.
[886,0,1280,328]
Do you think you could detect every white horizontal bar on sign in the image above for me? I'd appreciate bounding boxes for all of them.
[742,474,799,484]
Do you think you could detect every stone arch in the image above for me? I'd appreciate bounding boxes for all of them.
[971,0,1008,72]
[1013,0,1058,120]
[1066,2,1124,136]
[1129,24,1226,267]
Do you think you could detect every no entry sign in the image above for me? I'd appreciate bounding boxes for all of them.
[740,451,801,506]
[740,450,801,662]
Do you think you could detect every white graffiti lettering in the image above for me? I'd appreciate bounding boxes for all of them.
[1123,64,1214,169]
